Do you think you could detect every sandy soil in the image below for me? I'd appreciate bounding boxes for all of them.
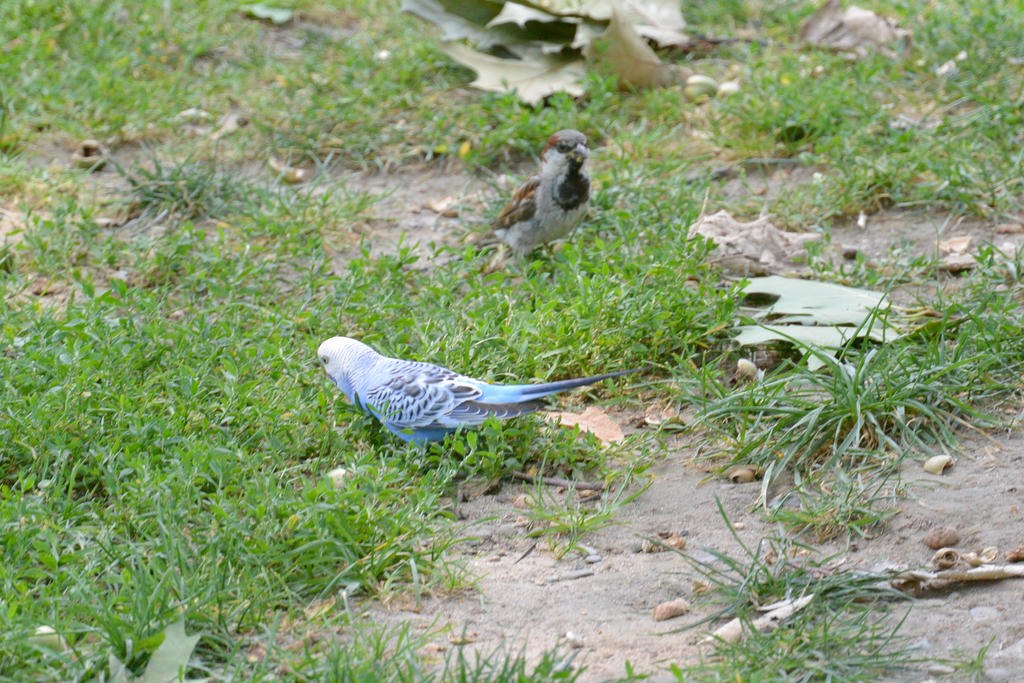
[361,429,1024,681]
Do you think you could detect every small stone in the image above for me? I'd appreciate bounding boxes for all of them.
[28,626,66,651]
[641,539,664,553]
[664,533,686,550]
[653,598,691,621]
[926,664,956,675]
[1004,545,1024,562]
[984,667,1015,683]
[584,554,602,564]
[970,606,1000,622]
[561,631,584,649]
[327,467,351,489]
[923,526,959,549]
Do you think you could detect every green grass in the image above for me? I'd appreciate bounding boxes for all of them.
[2,0,1023,678]
[671,505,916,681]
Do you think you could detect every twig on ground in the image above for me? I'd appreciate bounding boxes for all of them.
[704,594,816,645]
[512,471,604,491]
[891,564,1024,594]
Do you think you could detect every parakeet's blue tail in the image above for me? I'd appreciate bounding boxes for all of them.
[481,367,640,404]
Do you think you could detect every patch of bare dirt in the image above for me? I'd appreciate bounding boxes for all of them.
[827,209,1024,265]
[358,427,1024,681]
[324,165,494,270]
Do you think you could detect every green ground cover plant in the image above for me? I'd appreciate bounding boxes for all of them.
[2,0,1022,679]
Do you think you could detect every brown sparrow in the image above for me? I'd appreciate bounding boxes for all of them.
[491,129,591,255]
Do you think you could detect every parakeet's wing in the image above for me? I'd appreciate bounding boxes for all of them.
[362,360,484,431]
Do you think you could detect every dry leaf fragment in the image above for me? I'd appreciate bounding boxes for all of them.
[653,598,691,621]
[690,210,821,275]
[425,195,459,217]
[268,158,309,184]
[939,236,971,255]
[706,595,815,644]
[800,0,911,58]
[545,405,624,443]
[174,107,214,123]
[211,111,249,140]
[995,223,1024,234]
[931,547,960,569]
[938,253,975,273]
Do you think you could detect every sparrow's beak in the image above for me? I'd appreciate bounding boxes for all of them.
[566,145,589,164]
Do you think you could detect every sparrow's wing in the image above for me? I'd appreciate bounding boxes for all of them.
[494,175,539,230]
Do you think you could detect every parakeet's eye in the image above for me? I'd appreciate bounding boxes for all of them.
[321,356,329,365]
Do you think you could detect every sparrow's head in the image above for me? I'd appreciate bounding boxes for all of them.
[541,129,589,170]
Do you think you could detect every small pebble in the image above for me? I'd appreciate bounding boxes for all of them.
[584,554,602,564]
[923,526,959,549]
[970,606,1000,622]
[562,631,584,649]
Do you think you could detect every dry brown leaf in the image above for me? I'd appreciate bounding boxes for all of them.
[995,223,1024,234]
[939,235,971,255]
[800,0,911,58]
[938,253,975,273]
[210,110,249,140]
[652,598,691,621]
[268,158,309,184]
[546,406,624,443]
[425,195,459,217]
[689,210,821,275]
[583,6,677,89]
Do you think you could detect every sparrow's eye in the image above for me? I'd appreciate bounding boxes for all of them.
[557,141,573,152]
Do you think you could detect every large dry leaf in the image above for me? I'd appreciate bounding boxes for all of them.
[403,0,502,48]
[583,5,676,89]
[800,0,911,57]
[546,406,625,443]
[532,0,688,46]
[734,276,904,366]
[441,42,585,104]
[690,211,821,275]
[140,619,202,683]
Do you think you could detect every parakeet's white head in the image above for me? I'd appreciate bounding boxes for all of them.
[317,336,378,401]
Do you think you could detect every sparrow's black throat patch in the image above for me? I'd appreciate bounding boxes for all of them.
[554,165,590,211]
